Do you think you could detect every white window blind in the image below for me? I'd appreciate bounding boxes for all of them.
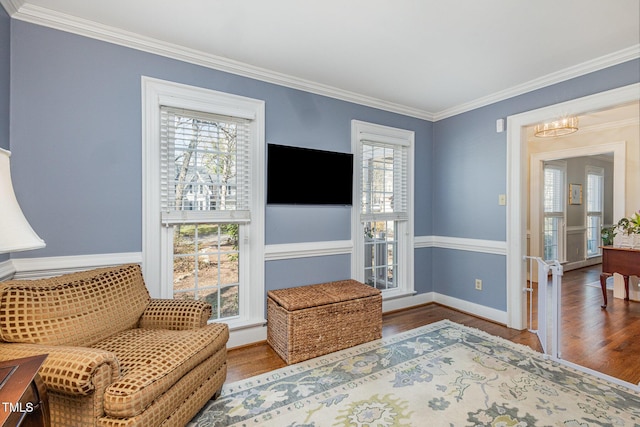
[586,167,604,257]
[160,106,251,224]
[359,135,408,222]
[587,171,603,213]
[543,166,564,213]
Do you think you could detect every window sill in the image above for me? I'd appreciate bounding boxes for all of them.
[381,289,417,301]
[211,317,266,331]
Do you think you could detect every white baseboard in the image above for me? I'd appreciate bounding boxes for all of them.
[228,324,268,349]
[434,293,508,325]
[562,256,602,272]
[382,292,433,312]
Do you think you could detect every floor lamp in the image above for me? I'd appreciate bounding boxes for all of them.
[0,148,45,254]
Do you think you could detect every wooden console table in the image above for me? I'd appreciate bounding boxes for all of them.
[0,354,49,427]
[600,246,640,309]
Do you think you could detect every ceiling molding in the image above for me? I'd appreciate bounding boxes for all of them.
[8,3,436,121]
[6,3,640,123]
[0,0,25,15]
[434,45,640,121]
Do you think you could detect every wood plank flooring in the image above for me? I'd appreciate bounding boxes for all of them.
[227,266,640,385]
[554,265,640,385]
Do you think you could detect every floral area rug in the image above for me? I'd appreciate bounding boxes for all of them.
[188,319,640,426]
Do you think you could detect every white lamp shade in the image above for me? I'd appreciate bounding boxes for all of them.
[0,148,45,253]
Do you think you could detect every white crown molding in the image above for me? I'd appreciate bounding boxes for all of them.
[0,0,24,15]
[7,4,639,123]
[434,45,640,121]
[8,3,435,121]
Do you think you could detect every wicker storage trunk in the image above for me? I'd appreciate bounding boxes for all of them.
[267,279,382,364]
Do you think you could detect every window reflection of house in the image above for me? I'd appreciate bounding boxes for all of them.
[179,172,237,211]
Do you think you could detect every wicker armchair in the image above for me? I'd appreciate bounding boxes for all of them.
[0,264,228,427]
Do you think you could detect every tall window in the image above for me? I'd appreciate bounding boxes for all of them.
[543,162,566,262]
[586,166,604,257]
[352,121,414,298]
[143,77,265,330]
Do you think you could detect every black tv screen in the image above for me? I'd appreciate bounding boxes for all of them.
[267,144,353,205]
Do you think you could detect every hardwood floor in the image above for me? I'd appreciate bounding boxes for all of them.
[555,265,640,385]
[227,266,640,385]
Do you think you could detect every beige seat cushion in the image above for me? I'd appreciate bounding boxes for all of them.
[93,323,228,418]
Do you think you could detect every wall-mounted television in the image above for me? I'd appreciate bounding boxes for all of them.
[267,144,353,205]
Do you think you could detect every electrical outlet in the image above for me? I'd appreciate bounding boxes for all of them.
[475,279,482,290]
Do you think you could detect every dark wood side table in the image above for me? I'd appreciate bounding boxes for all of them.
[0,355,49,427]
[600,246,640,309]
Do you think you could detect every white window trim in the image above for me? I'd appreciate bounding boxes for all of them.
[351,120,415,299]
[142,76,265,330]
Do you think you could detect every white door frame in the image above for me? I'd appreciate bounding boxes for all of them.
[506,83,639,330]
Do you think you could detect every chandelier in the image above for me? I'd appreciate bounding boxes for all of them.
[534,116,579,137]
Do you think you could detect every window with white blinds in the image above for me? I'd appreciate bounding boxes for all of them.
[359,137,409,223]
[543,165,564,214]
[543,162,566,262]
[586,168,604,213]
[586,166,604,257]
[160,106,252,224]
[143,77,265,333]
[352,120,414,297]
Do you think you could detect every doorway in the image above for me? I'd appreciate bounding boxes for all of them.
[505,83,640,388]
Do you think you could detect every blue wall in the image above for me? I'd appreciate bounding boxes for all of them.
[432,59,640,310]
[8,21,433,291]
[4,17,638,311]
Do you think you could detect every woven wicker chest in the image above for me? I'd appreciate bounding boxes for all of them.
[267,279,382,364]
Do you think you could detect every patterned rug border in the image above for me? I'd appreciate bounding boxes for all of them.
[190,319,640,426]
[222,318,640,395]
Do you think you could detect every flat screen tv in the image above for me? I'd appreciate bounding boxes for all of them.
[267,144,353,205]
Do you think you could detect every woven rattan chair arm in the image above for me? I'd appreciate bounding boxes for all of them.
[138,299,212,330]
[0,342,120,396]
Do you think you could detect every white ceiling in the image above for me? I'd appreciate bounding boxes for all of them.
[5,0,640,119]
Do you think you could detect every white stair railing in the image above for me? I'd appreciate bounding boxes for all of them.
[524,256,563,358]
